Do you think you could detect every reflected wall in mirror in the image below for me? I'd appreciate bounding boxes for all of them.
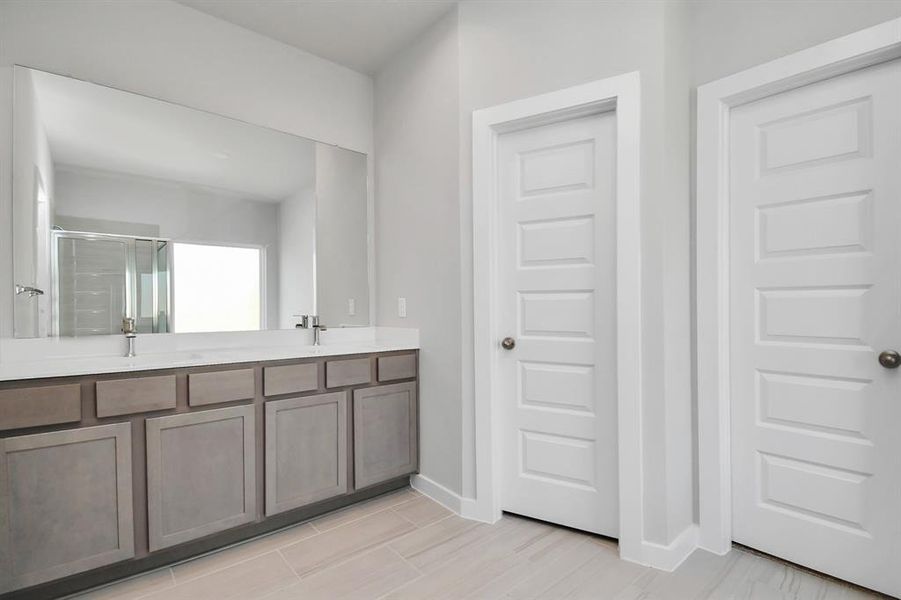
[12,66,370,338]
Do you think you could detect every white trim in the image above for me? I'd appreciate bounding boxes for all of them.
[470,73,644,562]
[696,17,901,555]
[410,474,463,514]
[640,525,699,572]
[410,474,490,523]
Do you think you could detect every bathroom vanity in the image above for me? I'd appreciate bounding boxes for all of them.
[0,344,419,598]
[1,59,404,599]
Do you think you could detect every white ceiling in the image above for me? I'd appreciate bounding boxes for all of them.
[177,0,458,74]
[28,69,317,201]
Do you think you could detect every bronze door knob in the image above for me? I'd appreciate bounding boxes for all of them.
[501,337,516,350]
[878,350,901,369]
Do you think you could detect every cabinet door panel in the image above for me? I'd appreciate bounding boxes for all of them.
[0,423,134,592]
[265,392,347,515]
[146,405,255,551]
[353,382,418,489]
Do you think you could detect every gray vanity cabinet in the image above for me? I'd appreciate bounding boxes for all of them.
[353,382,418,489]
[0,350,417,597]
[0,423,134,593]
[146,405,256,551]
[265,392,348,515]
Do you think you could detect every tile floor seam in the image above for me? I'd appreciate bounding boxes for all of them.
[283,534,417,588]
[274,548,303,584]
[173,548,292,586]
[387,544,424,576]
[313,495,415,533]
[169,523,319,584]
[132,568,176,600]
[373,569,427,600]
[391,506,421,527]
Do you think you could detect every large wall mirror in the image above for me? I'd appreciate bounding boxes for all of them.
[11,66,370,338]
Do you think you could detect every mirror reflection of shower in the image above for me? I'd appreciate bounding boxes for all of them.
[53,230,170,336]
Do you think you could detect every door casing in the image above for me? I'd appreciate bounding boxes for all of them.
[471,72,643,563]
[696,17,901,555]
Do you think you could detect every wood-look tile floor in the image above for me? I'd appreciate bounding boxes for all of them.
[71,488,884,600]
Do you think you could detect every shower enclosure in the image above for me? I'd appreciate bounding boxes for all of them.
[52,230,170,336]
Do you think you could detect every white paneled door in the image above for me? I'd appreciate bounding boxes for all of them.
[497,110,618,537]
[730,59,901,596]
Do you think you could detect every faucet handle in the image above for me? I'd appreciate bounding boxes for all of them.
[122,317,136,335]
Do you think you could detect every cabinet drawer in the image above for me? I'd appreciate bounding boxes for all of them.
[189,368,255,406]
[0,384,81,431]
[377,354,417,382]
[264,363,318,396]
[326,358,371,388]
[96,375,176,418]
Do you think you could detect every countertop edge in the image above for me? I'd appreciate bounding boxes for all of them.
[0,343,420,383]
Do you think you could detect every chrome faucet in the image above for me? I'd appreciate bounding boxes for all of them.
[296,314,327,346]
[122,317,137,357]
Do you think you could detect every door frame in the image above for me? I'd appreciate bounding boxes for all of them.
[471,72,643,560]
[697,17,901,555]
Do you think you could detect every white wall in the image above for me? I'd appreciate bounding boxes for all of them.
[278,185,316,329]
[315,144,370,327]
[374,10,463,494]
[0,0,373,338]
[11,68,55,338]
[690,0,901,86]
[54,166,282,329]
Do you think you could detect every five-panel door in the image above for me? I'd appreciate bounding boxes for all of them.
[496,110,619,537]
[730,58,901,596]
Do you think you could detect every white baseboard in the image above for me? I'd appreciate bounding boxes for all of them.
[411,475,698,572]
[410,475,498,524]
[410,474,464,514]
[638,524,699,572]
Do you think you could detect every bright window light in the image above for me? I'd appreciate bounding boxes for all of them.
[172,243,262,333]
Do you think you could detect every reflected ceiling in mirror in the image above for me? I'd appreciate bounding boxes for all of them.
[12,67,370,338]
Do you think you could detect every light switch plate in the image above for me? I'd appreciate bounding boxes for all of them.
[398,297,407,318]
[348,298,355,316]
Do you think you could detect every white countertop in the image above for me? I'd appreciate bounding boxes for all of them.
[0,327,419,382]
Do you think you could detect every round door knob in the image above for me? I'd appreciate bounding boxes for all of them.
[878,350,901,369]
[501,337,516,350]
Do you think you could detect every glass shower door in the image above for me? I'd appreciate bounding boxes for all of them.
[55,232,172,336]
[55,235,129,336]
